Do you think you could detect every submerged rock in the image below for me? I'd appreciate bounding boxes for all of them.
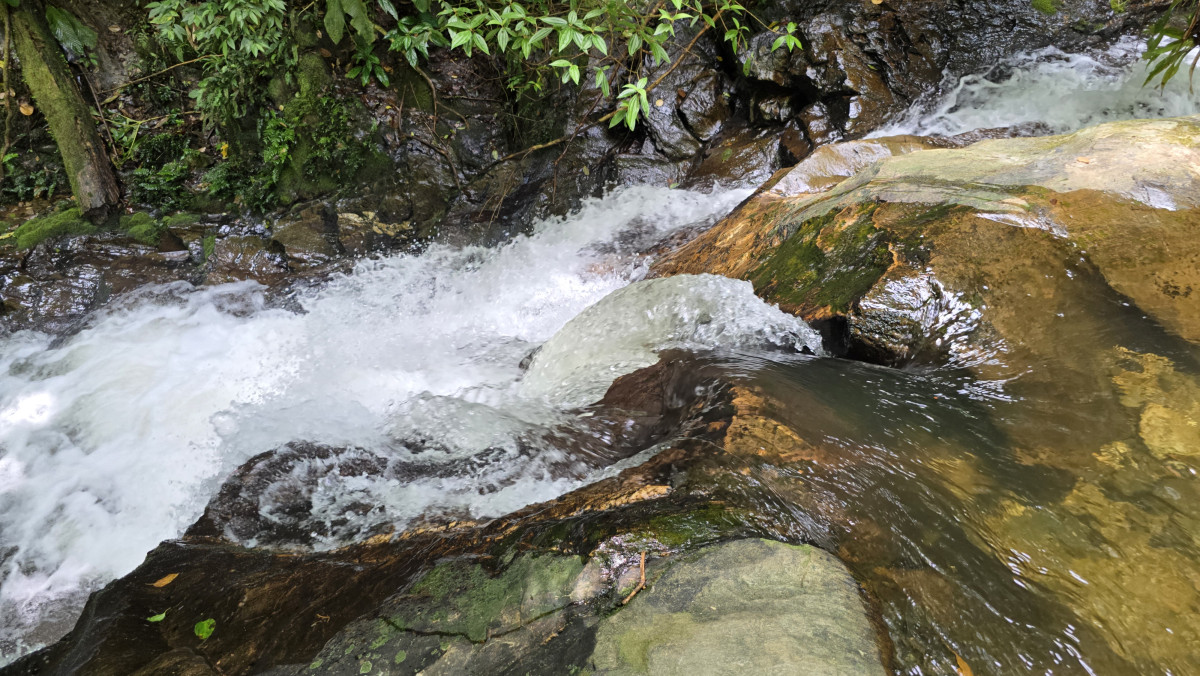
[590,539,885,676]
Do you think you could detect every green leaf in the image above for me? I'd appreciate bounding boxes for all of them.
[625,97,639,128]
[530,26,553,45]
[569,64,580,85]
[194,619,216,641]
[542,16,567,25]
[649,40,669,64]
[147,612,166,623]
[324,0,346,44]
[595,67,610,96]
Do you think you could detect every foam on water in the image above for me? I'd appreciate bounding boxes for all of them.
[522,274,823,408]
[0,185,793,662]
[874,38,1200,137]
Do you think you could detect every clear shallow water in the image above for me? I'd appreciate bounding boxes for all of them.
[681,339,1200,675]
[873,38,1200,137]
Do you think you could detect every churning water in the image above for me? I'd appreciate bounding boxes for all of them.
[874,37,1200,137]
[0,185,822,662]
[4,34,1200,673]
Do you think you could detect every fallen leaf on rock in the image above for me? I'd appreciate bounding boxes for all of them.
[19,102,34,116]
[147,612,166,623]
[151,573,179,587]
[194,618,215,641]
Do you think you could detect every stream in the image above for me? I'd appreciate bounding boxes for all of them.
[3,39,1200,673]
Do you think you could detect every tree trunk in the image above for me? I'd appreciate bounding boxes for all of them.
[11,0,119,221]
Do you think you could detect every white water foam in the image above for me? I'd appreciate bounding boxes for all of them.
[522,274,822,408]
[0,184,828,662]
[874,38,1200,137]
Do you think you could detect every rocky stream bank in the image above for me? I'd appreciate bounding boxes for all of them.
[3,1,1200,674]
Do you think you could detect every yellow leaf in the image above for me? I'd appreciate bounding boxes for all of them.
[19,102,34,116]
[0,231,14,240]
[151,573,179,588]
[654,98,664,107]
[954,652,974,676]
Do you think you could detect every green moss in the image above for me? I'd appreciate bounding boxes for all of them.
[749,204,891,313]
[1032,0,1060,14]
[296,52,332,98]
[393,649,408,664]
[202,234,216,262]
[640,504,740,549]
[393,554,582,642]
[614,613,699,672]
[13,207,97,249]
[163,212,201,229]
[118,212,165,245]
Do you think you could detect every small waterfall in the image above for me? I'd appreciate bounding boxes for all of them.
[0,185,795,661]
[873,38,1200,137]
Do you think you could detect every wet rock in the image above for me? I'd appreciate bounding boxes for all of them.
[677,72,730,142]
[204,236,289,286]
[658,116,1200,362]
[590,539,886,675]
[1,234,194,334]
[270,203,342,270]
[799,102,841,146]
[804,14,899,139]
[653,117,1200,671]
[687,126,808,190]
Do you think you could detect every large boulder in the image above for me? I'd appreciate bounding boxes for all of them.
[657,115,1200,364]
[590,539,885,676]
[655,114,1200,672]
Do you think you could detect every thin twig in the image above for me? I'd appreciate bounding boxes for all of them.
[80,70,116,152]
[620,551,647,605]
[99,54,218,101]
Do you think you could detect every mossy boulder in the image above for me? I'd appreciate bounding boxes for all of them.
[654,116,1200,672]
[590,539,886,676]
[657,115,1200,366]
[11,208,97,250]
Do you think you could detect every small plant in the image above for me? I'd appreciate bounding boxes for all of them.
[610,77,650,131]
[348,44,390,87]
[45,5,99,69]
[145,0,292,125]
[1143,0,1200,89]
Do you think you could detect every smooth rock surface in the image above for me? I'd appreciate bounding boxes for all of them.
[590,538,885,676]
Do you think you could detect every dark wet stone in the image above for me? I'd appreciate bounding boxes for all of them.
[270,203,342,270]
[677,72,729,142]
[204,236,289,286]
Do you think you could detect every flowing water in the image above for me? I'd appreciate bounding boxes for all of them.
[3,38,1200,674]
[0,186,804,661]
[873,38,1200,137]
